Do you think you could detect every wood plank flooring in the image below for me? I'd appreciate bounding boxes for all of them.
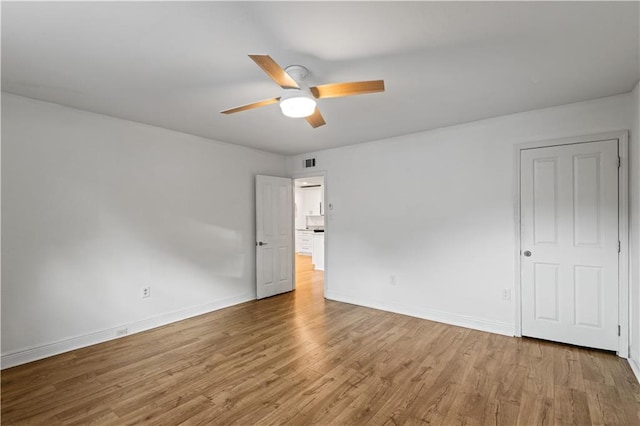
[2,254,639,424]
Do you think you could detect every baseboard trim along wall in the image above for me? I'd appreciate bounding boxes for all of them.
[1,293,254,369]
[325,291,515,337]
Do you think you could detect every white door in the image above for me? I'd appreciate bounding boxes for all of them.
[521,140,619,351]
[256,175,293,299]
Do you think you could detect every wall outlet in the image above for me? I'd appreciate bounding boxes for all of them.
[390,275,397,286]
[116,328,128,337]
[142,286,151,298]
[502,289,512,300]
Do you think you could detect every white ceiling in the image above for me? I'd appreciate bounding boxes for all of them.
[2,2,638,155]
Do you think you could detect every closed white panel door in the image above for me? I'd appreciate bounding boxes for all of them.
[256,175,293,299]
[521,140,618,351]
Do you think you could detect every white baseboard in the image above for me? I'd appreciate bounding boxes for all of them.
[325,291,514,337]
[1,293,254,369]
[629,353,640,384]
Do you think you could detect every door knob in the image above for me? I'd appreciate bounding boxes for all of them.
[523,250,532,257]
[257,241,268,246]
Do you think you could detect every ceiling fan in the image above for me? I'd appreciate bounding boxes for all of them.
[221,55,385,128]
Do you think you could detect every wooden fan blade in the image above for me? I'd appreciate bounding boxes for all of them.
[305,107,326,128]
[310,80,385,99]
[249,55,299,89]
[220,97,280,114]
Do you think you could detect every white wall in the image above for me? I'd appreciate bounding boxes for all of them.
[1,94,286,367]
[630,81,640,378]
[288,93,635,337]
[3,89,637,369]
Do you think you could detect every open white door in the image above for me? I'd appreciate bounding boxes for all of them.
[256,175,293,299]
[520,139,619,351]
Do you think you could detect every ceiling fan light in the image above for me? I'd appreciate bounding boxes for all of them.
[280,95,316,118]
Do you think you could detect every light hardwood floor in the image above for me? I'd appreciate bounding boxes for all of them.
[2,254,639,425]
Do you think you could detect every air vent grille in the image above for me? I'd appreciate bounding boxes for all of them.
[303,158,316,168]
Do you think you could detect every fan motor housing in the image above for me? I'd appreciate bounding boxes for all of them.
[284,65,309,82]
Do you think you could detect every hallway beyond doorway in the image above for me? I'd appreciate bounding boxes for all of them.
[295,253,324,298]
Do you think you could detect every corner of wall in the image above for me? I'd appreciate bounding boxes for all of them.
[629,80,640,382]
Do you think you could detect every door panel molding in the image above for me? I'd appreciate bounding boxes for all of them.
[514,131,629,357]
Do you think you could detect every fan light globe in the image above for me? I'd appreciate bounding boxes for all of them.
[279,93,316,118]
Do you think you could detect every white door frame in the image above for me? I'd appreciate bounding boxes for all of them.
[292,170,328,296]
[513,131,629,357]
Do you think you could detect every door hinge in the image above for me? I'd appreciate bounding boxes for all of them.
[618,157,621,168]
[618,325,621,336]
[618,241,621,253]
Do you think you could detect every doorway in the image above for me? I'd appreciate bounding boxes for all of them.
[294,176,325,296]
[516,131,629,356]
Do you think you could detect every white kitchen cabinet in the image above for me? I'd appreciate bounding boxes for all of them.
[312,233,324,270]
[302,187,323,216]
[296,230,313,254]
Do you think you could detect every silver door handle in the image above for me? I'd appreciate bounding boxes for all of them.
[523,250,532,257]
[257,241,268,246]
